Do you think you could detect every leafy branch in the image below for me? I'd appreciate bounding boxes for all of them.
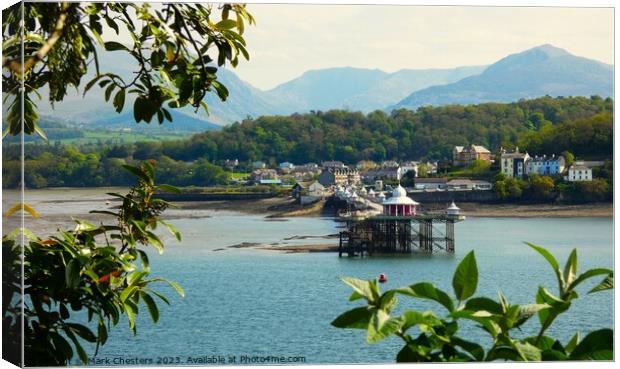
[332,244,613,362]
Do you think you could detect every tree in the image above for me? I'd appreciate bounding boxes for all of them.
[561,151,575,167]
[3,2,254,137]
[2,2,254,366]
[417,163,429,178]
[529,174,555,200]
[3,163,184,366]
[400,170,417,187]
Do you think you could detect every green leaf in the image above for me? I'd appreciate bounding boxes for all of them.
[400,310,439,332]
[98,321,108,346]
[396,282,454,312]
[141,292,160,323]
[67,323,97,342]
[511,340,542,361]
[121,164,150,184]
[103,82,115,102]
[33,123,48,140]
[159,221,181,241]
[64,327,88,364]
[569,329,613,360]
[452,336,485,361]
[137,249,150,270]
[50,332,73,362]
[215,19,238,30]
[452,251,478,301]
[151,290,170,305]
[563,249,578,287]
[569,268,612,291]
[341,277,380,304]
[120,286,138,303]
[59,303,70,320]
[565,332,580,354]
[451,310,501,338]
[515,304,551,328]
[525,242,564,291]
[124,299,138,333]
[65,259,81,288]
[104,41,128,51]
[348,290,364,302]
[588,272,613,294]
[367,309,402,343]
[378,290,397,313]
[464,297,502,314]
[331,307,372,329]
[156,183,181,194]
[113,88,126,113]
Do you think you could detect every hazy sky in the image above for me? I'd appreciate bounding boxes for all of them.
[230,4,614,90]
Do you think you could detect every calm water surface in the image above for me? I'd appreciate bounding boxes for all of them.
[81,214,612,365]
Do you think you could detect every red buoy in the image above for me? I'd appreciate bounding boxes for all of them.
[378,273,387,283]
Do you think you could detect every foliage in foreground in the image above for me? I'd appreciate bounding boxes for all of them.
[332,243,613,362]
[2,162,184,366]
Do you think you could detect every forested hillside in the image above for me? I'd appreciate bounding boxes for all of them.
[2,96,613,188]
[155,95,613,163]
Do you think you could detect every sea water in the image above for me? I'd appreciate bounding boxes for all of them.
[83,214,613,365]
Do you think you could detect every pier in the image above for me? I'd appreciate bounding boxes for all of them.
[336,185,465,256]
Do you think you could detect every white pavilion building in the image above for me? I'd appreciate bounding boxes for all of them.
[382,185,419,216]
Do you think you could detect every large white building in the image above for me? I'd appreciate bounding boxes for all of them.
[565,165,593,182]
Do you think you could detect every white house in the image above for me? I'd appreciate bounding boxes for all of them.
[565,165,593,182]
[308,181,326,196]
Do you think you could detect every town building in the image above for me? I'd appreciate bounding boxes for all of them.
[251,168,277,182]
[318,168,361,187]
[565,164,593,182]
[500,147,530,178]
[453,144,492,166]
[223,159,239,170]
[400,161,419,177]
[278,161,295,173]
[321,161,346,169]
[381,160,400,168]
[446,179,493,191]
[526,155,565,176]
[382,185,419,217]
[413,178,448,190]
[363,166,401,183]
[251,161,267,170]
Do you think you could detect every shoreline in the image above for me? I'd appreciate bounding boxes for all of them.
[176,198,612,219]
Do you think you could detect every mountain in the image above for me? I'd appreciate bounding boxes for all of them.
[265,66,485,113]
[391,44,613,111]
[33,44,612,128]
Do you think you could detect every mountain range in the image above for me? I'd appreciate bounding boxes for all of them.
[36,44,613,130]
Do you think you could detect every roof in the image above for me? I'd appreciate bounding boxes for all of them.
[570,165,591,171]
[471,145,491,153]
[259,179,282,184]
[447,179,492,186]
[383,185,419,206]
[415,178,448,184]
[502,152,528,159]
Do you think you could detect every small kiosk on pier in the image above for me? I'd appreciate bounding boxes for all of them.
[338,185,464,257]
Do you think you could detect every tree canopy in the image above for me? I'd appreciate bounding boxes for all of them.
[2,2,254,137]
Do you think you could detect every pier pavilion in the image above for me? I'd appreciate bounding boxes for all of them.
[338,185,464,257]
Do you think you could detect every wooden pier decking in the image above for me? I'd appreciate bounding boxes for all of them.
[338,214,465,257]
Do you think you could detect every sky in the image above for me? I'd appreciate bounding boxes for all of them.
[229,3,614,90]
